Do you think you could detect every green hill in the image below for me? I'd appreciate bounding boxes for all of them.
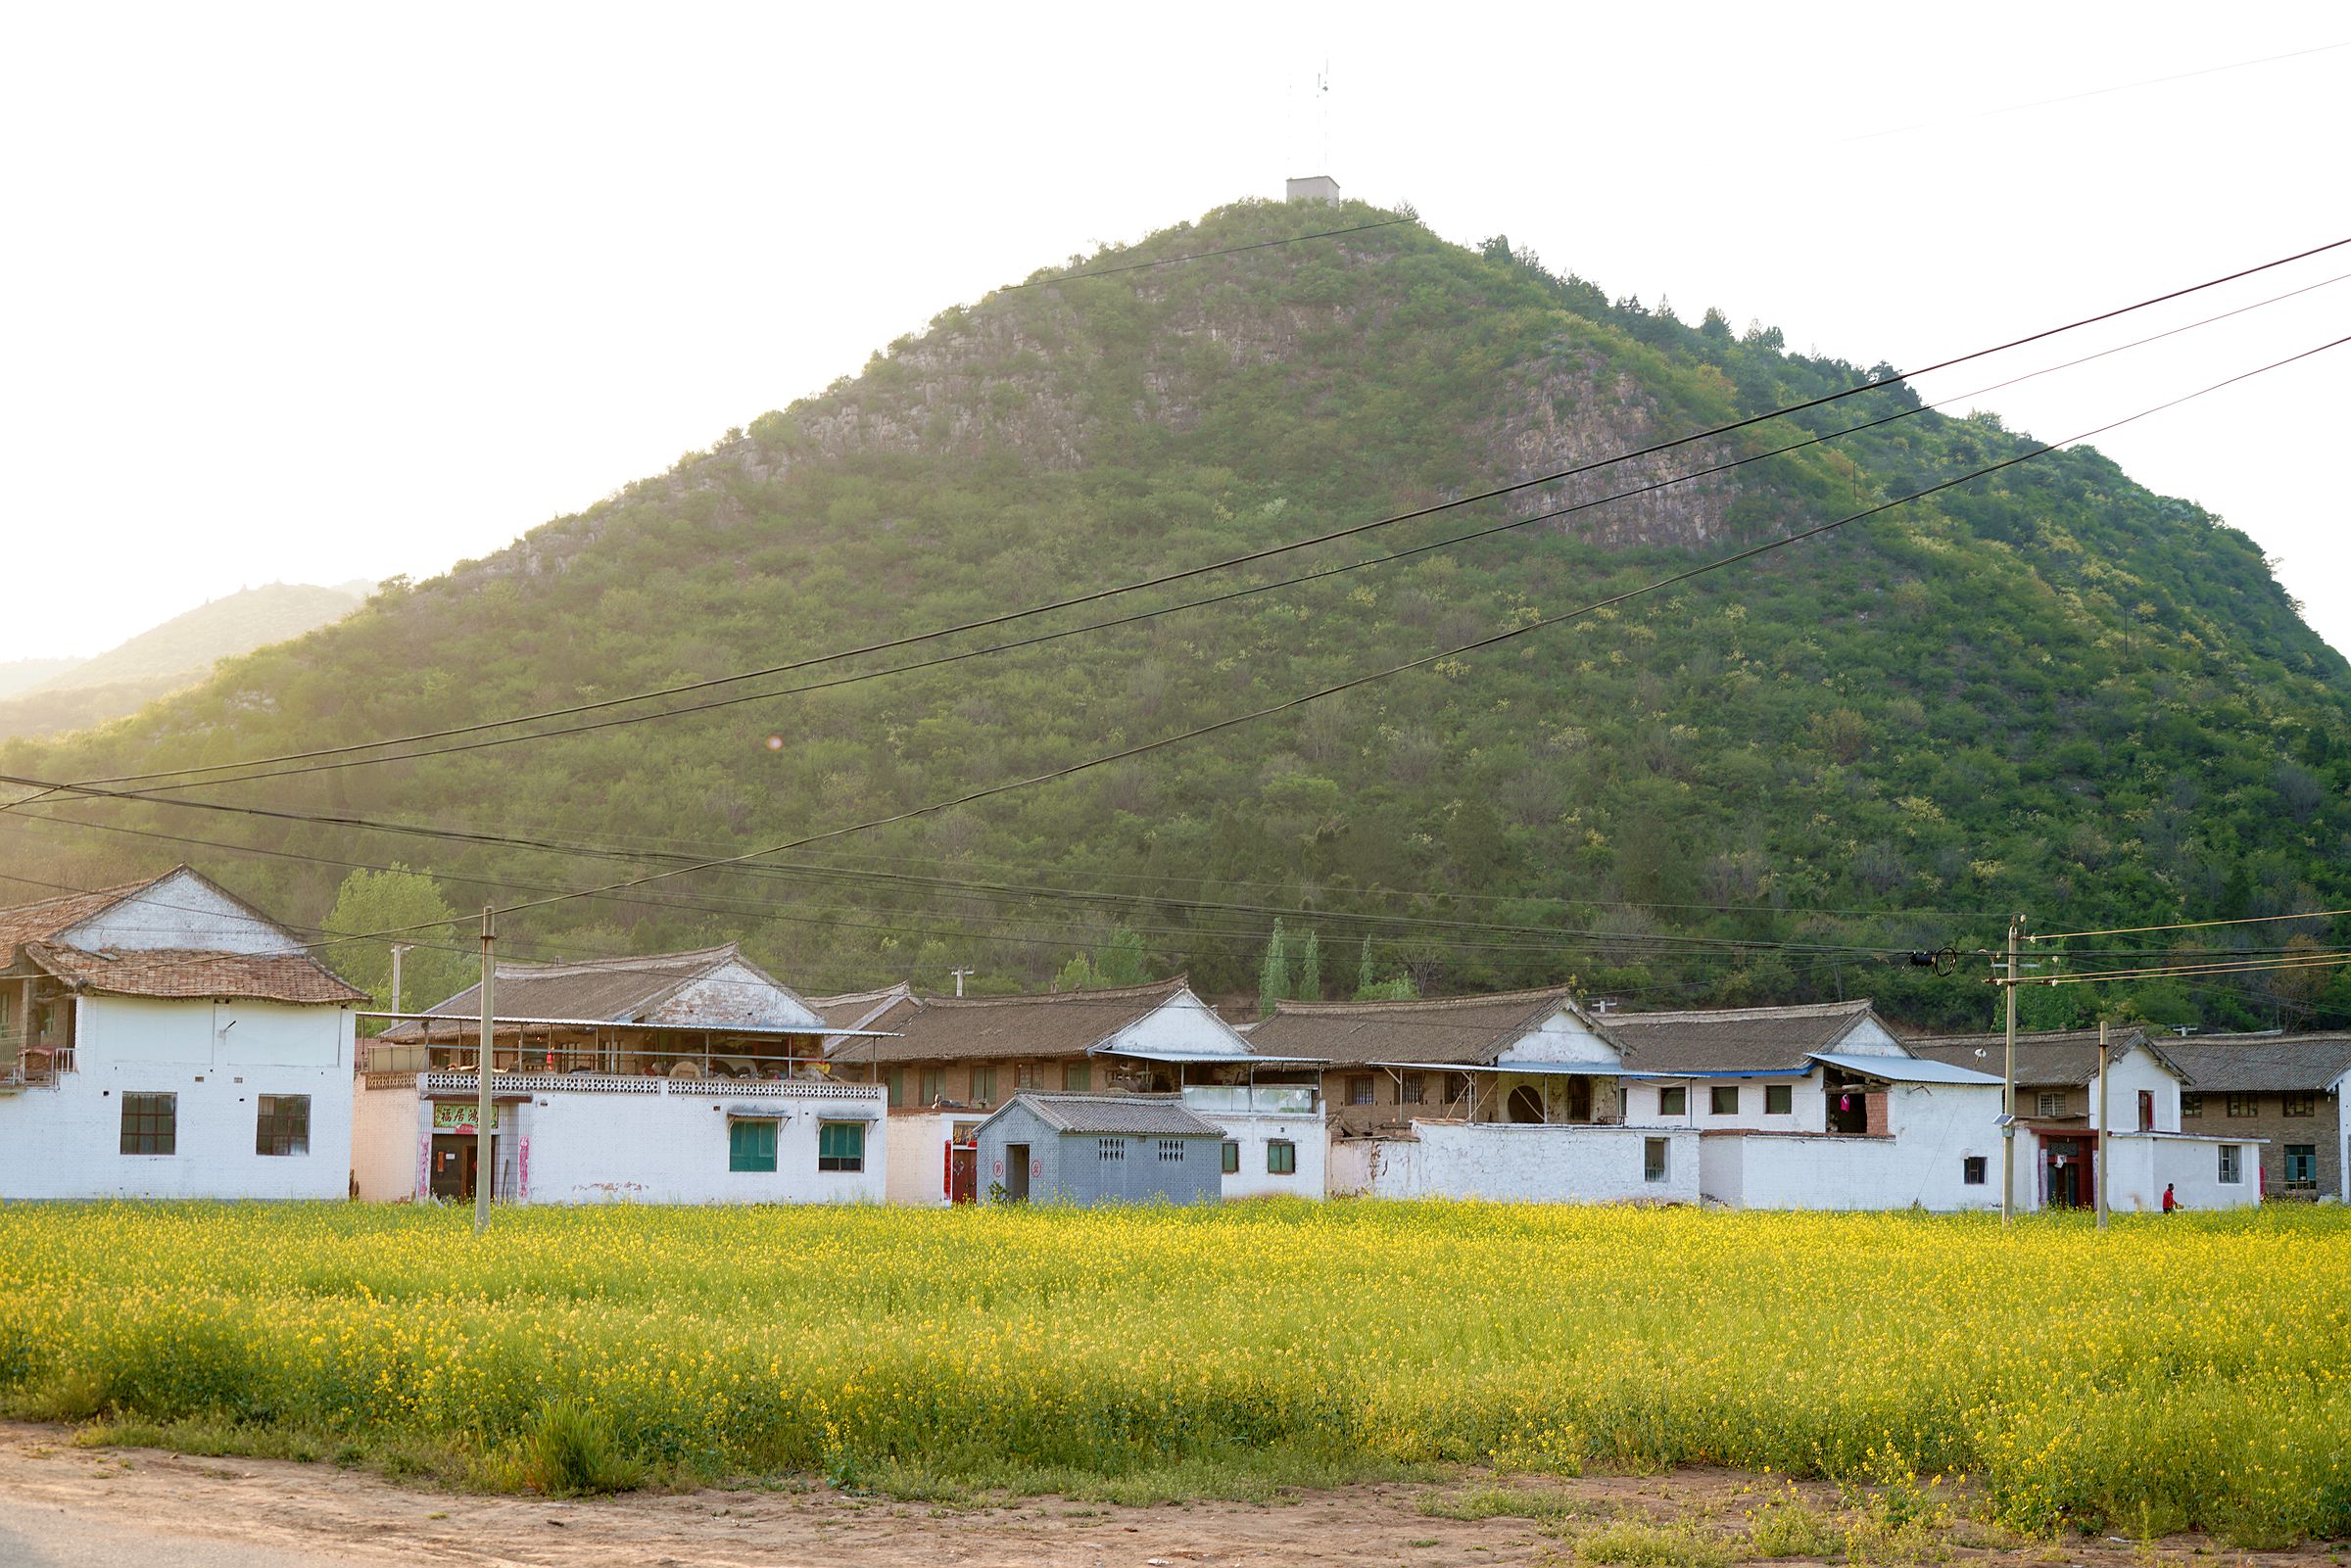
[7,202,2348,1031]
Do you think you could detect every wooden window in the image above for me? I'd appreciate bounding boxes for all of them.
[885,1068,904,1109]
[1444,1072,1471,1103]
[1063,1063,1091,1092]
[120,1092,175,1156]
[34,1003,55,1040]
[1658,1085,1687,1116]
[1267,1140,1296,1175]
[919,1068,945,1105]
[2226,1094,2258,1118]
[1643,1137,1669,1183]
[1401,1074,1425,1104]
[1764,1084,1793,1116]
[255,1094,311,1157]
[729,1118,777,1172]
[2218,1144,2242,1185]
[2284,1145,2317,1186]
[1346,1075,1375,1107]
[1096,1136,1126,1163]
[2282,1093,2315,1117]
[970,1066,997,1106]
[0,993,10,1030]
[1963,1156,1987,1186]
[816,1121,864,1172]
[2180,1093,2202,1117]
[2037,1091,2066,1118]
[1014,1063,1037,1090]
[1157,1138,1183,1163]
[1709,1085,1740,1116]
[1221,1141,1239,1174]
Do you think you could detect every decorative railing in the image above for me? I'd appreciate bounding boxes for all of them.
[415,1070,882,1100]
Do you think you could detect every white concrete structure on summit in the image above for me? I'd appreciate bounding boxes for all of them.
[354,944,888,1206]
[0,867,363,1200]
[1285,174,1341,205]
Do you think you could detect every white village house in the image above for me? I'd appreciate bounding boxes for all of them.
[0,867,364,1200]
[817,977,1326,1204]
[354,944,888,1205]
[1249,986,1701,1204]
[1908,1027,2263,1212]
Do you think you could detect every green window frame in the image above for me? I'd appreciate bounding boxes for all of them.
[255,1094,311,1157]
[120,1092,176,1156]
[918,1068,945,1105]
[885,1069,904,1109]
[1221,1140,1240,1174]
[818,1120,865,1172]
[2283,1145,2317,1185]
[1267,1140,1296,1175]
[1764,1084,1793,1116]
[729,1118,778,1172]
[1709,1085,1740,1116]
[970,1066,997,1105]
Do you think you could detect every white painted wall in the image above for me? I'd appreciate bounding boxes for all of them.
[1494,1005,1619,1064]
[1837,1016,1904,1055]
[60,870,295,955]
[351,1077,420,1202]
[1213,1110,1324,1199]
[1703,1083,2003,1211]
[0,995,354,1199]
[2082,1046,2183,1132]
[1094,988,1254,1059]
[1624,1072,1828,1133]
[885,1111,958,1206]
[1349,1121,1697,1205]
[648,958,825,1029]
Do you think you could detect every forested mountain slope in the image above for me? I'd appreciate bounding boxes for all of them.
[7,202,2348,1030]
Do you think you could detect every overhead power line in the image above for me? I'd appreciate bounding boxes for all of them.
[2031,906,2351,942]
[58,230,2351,796]
[70,263,2351,797]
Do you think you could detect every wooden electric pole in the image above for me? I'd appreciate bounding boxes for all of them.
[475,907,496,1235]
[2001,913,2021,1225]
[2095,1019,2111,1230]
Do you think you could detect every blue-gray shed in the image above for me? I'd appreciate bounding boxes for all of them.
[976,1092,1226,1206]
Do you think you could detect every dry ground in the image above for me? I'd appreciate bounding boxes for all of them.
[0,1422,2339,1568]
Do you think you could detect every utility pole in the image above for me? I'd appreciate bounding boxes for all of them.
[949,967,974,998]
[474,907,496,1235]
[389,943,411,1017]
[2095,1019,2111,1231]
[2001,913,2021,1226]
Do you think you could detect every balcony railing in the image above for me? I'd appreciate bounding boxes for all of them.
[1181,1084,1319,1115]
[0,1033,72,1090]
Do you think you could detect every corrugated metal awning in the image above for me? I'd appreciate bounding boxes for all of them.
[1810,1051,2001,1085]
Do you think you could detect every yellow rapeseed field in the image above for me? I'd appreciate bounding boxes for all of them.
[0,1202,2344,1541]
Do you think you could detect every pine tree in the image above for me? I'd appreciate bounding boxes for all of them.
[1296,928,1321,1002]
[1258,919,1289,1019]
[1356,936,1375,1000]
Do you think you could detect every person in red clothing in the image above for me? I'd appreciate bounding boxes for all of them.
[2162,1182,2177,1213]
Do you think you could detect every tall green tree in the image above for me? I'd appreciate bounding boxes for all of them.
[1258,919,1289,1018]
[1296,927,1321,1002]
[323,867,468,1029]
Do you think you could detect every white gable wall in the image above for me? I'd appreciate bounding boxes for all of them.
[648,958,825,1030]
[1096,988,1253,1058]
[1494,1005,1620,1065]
[62,870,296,955]
[1834,1016,1904,1055]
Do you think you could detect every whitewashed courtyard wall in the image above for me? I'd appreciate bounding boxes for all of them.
[1348,1122,1696,1205]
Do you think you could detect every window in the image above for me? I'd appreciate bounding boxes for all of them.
[1963,1156,1988,1186]
[1014,1062,1037,1090]
[2218,1144,2242,1184]
[1401,1074,1425,1105]
[1221,1140,1239,1174]
[2036,1091,2066,1118]
[729,1118,777,1172]
[1063,1063,1091,1092]
[2283,1145,2317,1186]
[885,1068,904,1109]
[970,1066,996,1106]
[1267,1140,1296,1175]
[1444,1072,1471,1104]
[1709,1085,1740,1116]
[2227,1094,2258,1118]
[1346,1075,1375,1107]
[2180,1093,2202,1117]
[1764,1084,1793,1116]
[0,992,10,1030]
[120,1092,176,1156]
[1158,1138,1184,1163]
[34,1003,55,1039]
[1096,1136,1126,1163]
[255,1094,311,1157]
[1658,1085,1687,1117]
[1643,1137,1669,1183]
[2282,1093,2315,1117]
[919,1068,945,1105]
[817,1121,864,1172]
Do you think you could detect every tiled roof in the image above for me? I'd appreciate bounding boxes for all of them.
[24,943,367,1004]
[998,1091,1224,1137]
[391,943,819,1033]
[1905,1026,2171,1088]
[1247,985,1591,1066]
[2160,1034,2351,1093]
[809,982,920,1039]
[834,978,1193,1065]
[1601,999,1885,1073]
[0,879,152,959]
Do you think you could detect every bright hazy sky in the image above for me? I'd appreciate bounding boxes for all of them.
[3,2,2344,662]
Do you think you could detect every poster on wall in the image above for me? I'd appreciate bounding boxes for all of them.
[431,1102,502,1134]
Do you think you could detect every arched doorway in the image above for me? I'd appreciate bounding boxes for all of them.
[1507,1085,1546,1123]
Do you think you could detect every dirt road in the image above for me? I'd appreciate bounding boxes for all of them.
[0,1422,2329,1568]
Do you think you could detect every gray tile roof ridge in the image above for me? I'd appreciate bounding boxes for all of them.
[488,941,742,979]
[1609,998,1877,1023]
[1269,983,1581,1016]
[914,975,1190,1008]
